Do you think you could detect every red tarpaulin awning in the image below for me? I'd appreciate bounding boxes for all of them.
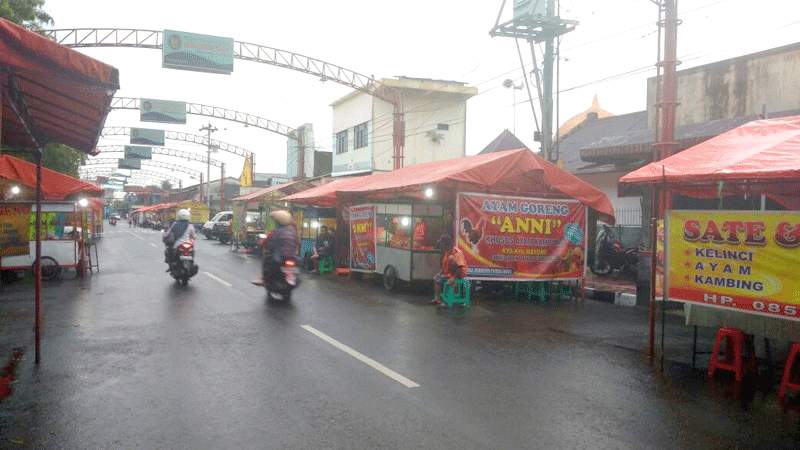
[0,154,101,199]
[1,18,119,152]
[284,149,615,220]
[620,115,800,186]
[231,180,312,203]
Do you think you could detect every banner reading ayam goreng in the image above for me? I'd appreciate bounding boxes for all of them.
[456,193,586,280]
[667,210,800,320]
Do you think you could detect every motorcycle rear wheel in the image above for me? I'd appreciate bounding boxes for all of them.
[590,261,613,276]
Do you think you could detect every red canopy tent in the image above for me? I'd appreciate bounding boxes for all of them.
[1,18,119,363]
[0,154,101,199]
[619,115,800,209]
[231,180,313,205]
[285,149,615,220]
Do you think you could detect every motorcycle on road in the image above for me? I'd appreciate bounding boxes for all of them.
[166,240,199,286]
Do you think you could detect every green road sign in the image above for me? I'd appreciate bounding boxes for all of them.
[162,29,234,75]
[140,98,187,124]
[118,159,141,170]
[124,145,153,160]
[130,128,165,146]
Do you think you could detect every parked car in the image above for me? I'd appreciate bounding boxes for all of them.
[202,211,233,240]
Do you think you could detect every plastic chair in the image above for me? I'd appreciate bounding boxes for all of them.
[318,255,334,274]
[514,281,547,302]
[707,327,754,382]
[779,342,800,399]
[442,279,470,308]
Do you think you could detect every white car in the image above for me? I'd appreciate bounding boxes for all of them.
[202,211,233,239]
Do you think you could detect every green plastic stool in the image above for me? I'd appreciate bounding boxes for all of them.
[551,282,574,299]
[514,281,547,302]
[319,255,334,274]
[442,279,471,308]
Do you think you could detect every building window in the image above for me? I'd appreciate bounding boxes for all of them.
[336,130,348,154]
[354,122,369,149]
[437,123,450,131]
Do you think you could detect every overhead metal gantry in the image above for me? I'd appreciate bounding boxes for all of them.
[42,28,407,170]
[107,99,295,139]
[81,158,201,178]
[93,144,223,167]
[101,126,253,159]
[79,167,181,185]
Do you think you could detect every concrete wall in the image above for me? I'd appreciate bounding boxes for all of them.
[331,92,374,175]
[577,171,642,226]
[332,82,471,174]
[400,91,467,167]
[647,43,800,127]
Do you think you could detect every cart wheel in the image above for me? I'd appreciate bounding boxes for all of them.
[33,256,60,281]
[383,265,398,291]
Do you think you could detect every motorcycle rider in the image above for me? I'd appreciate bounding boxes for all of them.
[163,209,196,266]
[252,210,298,286]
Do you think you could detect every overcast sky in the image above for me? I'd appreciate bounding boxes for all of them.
[49,0,800,186]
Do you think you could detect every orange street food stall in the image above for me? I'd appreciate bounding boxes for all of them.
[285,149,614,289]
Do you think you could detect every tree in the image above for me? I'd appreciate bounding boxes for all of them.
[3,143,85,177]
[0,0,54,30]
[161,180,173,191]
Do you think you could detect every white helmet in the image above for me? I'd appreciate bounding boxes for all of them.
[269,209,292,226]
[177,209,191,221]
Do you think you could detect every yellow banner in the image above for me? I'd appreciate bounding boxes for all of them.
[239,155,253,187]
[0,205,31,257]
[667,210,800,320]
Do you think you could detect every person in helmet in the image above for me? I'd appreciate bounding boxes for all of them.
[163,209,197,264]
[253,210,299,286]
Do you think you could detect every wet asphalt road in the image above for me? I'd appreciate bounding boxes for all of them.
[1,225,799,449]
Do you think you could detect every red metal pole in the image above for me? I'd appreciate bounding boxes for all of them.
[658,0,679,213]
[34,148,43,364]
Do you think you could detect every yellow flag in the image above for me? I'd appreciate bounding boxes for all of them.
[239,155,253,187]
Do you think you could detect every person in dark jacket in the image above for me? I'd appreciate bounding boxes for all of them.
[252,210,298,286]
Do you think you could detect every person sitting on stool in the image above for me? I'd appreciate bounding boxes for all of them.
[310,225,335,273]
[431,233,467,305]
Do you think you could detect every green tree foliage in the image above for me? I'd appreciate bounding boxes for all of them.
[5,143,85,177]
[161,180,173,191]
[0,0,54,30]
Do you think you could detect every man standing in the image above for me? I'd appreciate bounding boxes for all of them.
[431,233,467,305]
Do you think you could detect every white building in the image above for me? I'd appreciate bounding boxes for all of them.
[330,77,477,176]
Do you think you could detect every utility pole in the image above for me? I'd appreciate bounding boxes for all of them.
[490,1,577,162]
[199,123,218,211]
[220,162,225,211]
[541,0,556,162]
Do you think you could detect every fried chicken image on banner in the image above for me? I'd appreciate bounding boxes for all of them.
[461,218,485,253]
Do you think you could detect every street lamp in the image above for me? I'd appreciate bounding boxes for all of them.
[503,78,524,134]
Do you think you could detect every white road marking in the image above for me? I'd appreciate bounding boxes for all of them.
[203,271,232,287]
[235,253,249,259]
[126,231,145,241]
[301,325,420,388]
[148,242,158,248]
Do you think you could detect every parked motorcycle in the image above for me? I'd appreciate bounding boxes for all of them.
[591,225,639,281]
[262,242,300,301]
[166,240,199,286]
[109,217,117,226]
